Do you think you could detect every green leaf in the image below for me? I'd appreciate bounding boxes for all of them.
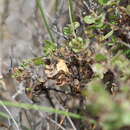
[87,13,105,29]
[126,5,130,15]
[95,53,107,62]
[102,30,114,40]
[44,40,57,56]
[107,42,114,46]
[32,57,44,66]
[95,13,105,28]
[83,15,96,24]
[69,37,85,52]
[73,21,80,29]
[98,0,109,5]
[124,49,130,58]
[63,22,80,35]
[63,26,73,35]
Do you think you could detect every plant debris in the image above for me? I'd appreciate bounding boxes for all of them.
[10,0,130,129]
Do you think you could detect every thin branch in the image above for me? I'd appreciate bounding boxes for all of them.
[51,26,68,40]
[42,87,76,96]
[46,116,66,130]
[117,39,130,49]
[54,98,77,130]
[0,100,20,130]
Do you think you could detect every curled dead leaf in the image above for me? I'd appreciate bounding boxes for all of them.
[56,59,70,74]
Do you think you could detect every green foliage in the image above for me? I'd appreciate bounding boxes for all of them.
[102,30,114,40]
[95,53,107,62]
[68,37,86,52]
[98,0,109,5]
[124,49,130,58]
[20,60,31,68]
[63,26,72,35]
[98,0,120,6]
[32,57,45,66]
[112,55,130,77]
[43,40,57,56]
[126,5,130,15]
[83,15,96,24]
[84,13,105,29]
[63,22,80,35]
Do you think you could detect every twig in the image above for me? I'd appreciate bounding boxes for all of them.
[46,116,66,130]
[117,39,130,49]
[42,87,76,96]
[38,111,66,130]
[0,100,20,130]
[23,110,32,129]
[60,108,77,130]
[67,113,77,130]
[54,98,77,130]
[51,26,68,40]
[83,1,97,16]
